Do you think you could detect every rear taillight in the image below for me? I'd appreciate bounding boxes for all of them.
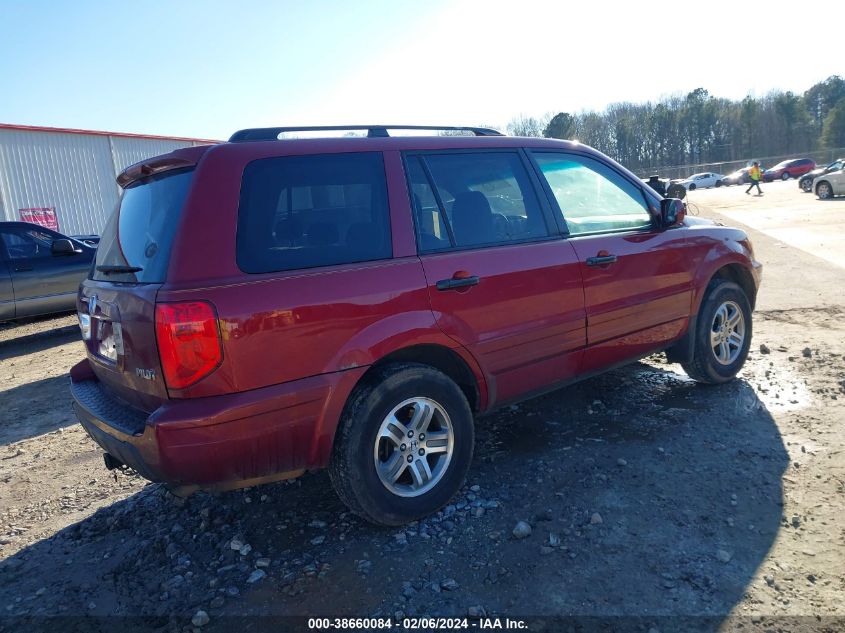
[155,301,222,390]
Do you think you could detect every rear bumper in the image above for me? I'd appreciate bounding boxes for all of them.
[70,360,366,487]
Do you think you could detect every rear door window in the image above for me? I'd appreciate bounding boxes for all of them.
[94,169,194,282]
[237,153,391,273]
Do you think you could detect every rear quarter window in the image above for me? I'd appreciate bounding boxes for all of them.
[236,152,392,274]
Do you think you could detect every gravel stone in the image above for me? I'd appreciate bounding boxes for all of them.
[192,610,210,627]
[512,521,532,539]
[247,569,266,584]
[440,578,459,591]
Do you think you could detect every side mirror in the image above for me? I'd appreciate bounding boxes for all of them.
[660,198,686,227]
[51,238,81,255]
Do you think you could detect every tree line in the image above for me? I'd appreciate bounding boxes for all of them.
[505,76,845,171]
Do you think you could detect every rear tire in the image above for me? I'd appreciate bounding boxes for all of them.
[800,178,813,192]
[329,363,474,526]
[681,280,752,384]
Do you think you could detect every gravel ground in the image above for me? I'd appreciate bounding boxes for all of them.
[1,185,843,633]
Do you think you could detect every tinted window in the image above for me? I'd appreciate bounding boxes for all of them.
[1,226,55,260]
[237,153,391,273]
[94,169,194,282]
[409,152,548,251]
[406,157,452,252]
[534,153,652,235]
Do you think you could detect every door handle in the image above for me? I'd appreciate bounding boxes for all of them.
[436,275,480,291]
[13,265,33,272]
[586,255,617,266]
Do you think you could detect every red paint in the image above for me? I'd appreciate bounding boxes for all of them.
[71,133,762,491]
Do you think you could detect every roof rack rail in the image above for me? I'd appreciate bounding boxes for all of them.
[228,125,503,142]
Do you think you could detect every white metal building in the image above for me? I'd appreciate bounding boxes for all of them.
[0,124,216,236]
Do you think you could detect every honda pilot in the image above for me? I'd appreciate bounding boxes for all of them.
[70,125,762,526]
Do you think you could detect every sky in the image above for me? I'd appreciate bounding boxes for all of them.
[1,0,842,141]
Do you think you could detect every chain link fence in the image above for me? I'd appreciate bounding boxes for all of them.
[638,147,845,180]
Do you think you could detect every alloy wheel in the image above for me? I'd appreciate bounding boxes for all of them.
[373,397,454,497]
[710,300,746,365]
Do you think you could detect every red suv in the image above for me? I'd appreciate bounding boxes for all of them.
[70,125,762,525]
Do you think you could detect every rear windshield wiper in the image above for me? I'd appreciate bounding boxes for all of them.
[96,265,143,275]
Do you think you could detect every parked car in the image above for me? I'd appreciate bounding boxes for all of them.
[813,164,845,199]
[799,158,844,192]
[675,172,725,191]
[762,158,816,181]
[0,222,96,322]
[721,168,752,186]
[69,125,762,526]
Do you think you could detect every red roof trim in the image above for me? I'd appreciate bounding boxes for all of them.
[0,123,220,144]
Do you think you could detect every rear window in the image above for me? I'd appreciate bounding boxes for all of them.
[236,152,391,274]
[93,169,193,283]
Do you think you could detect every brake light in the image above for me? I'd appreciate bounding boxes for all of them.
[155,301,222,390]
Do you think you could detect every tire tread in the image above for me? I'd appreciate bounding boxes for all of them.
[681,279,751,384]
[328,362,472,526]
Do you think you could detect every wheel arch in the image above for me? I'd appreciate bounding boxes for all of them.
[667,261,757,364]
[709,263,758,311]
[364,344,483,414]
[309,343,489,468]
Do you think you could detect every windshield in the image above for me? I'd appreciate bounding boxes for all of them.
[93,169,194,283]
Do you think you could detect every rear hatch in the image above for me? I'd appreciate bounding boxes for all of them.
[78,166,194,412]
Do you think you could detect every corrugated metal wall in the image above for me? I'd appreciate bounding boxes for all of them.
[0,129,202,235]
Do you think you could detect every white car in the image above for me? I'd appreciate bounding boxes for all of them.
[813,166,845,200]
[675,172,726,191]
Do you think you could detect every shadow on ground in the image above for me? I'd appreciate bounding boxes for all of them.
[0,361,790,633]
[0,375,77,445]
[0,318,77,360]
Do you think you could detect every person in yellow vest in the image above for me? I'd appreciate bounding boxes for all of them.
[745,161,763,195]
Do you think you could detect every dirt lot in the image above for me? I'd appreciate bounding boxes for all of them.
[1,179,844,633]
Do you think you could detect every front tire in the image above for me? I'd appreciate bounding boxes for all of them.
[817,181,833,200]
[801,178,813,192]
[329,363,474,526]
[688,183,697,191]
[781,172,790,181]
[681,280,752,384]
